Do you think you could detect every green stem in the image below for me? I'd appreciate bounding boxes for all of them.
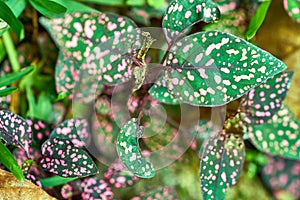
[3,31,21,72]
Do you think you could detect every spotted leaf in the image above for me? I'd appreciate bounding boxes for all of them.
[81,177,114,200]
[0,110,32,155]
[200,131,245,200]
[162,0,220,44]
[148,77,179,105]
[153,31,287,106]
[248,104,300,160]
[61,180,82,199]
[261,155,300,199]
[131,186,178,200]
[283,0,300,23]
[240,71,293,125]
[104,161,139,188]
[40,12,142,85]
[50,118,90,147]
[55,51,80,95]
[116,118,155,178]
[40,138,98,178]
[26,118,51,149]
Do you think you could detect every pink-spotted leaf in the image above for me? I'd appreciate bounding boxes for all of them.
[0,110,32,155]
[200,131,245,200]
[248,104,300,160]
[153,31,287,106]
[162,0,220,44]
[283,0,300,23]
[49,118,90,147]
[26,118,51,149]
[261,155,300,199]
[55,51,80,95]
[116,118,155,178]
[104,161,139,188]
[131,186,178,200]
[81,177,114,200]
[40,12,142,85]
[61,179,82,199]
[40,138,98,178]
[240,71,293,125]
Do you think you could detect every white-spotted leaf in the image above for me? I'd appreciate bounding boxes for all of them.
[240,71,293,125]
[283,0,300,23]
[116,118,155,178]
[200,131,245,200]
[152,31,287,106]
[162,0,220,44]
[0,110,32,155]
[248,104,300,160]
[40,138,98,178]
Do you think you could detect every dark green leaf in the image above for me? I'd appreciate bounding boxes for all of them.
[240,71,293,125]
[116,118,155,178]
[49,118,90,147]
[29,0,66,18]
[0,86,17,97]
[0,66,33,88]
[0,140,24,181]
[248,104,300,160]
[162,0,220,44]
[0,1,24,38]
[40,138,98,177]
[40,176,77,188]
[81,177,114,199]
[153,31,287,106]
[245,0,271,40]
[0,110,32,155]
[200,131,245,200]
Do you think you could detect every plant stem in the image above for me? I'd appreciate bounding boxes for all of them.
[3,31,22,113]
[3,31,21,72]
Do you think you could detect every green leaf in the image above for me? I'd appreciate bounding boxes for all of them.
[0,66,33,88]
[29,0,67,18]
[240,71,293,125]
[54,0,98,12]
[0,86,17,97]
[40,138,99,178]
[0,140,24,182]
[79,0,125,6]
[28,93,52,122]
[6,0,27,17]
[40,176,77,188]
[162,0,220,44]
[283,0,300,23]
[245,0,271,40]
[116,118,155,178]
[147,0,165,9]
[152,31,287,106]
[0,1,24,38]
[200,131,245,200]
[248,104,300,160]
[126,0,145,6]
[40,12,142,85]
[0,38,6,62]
